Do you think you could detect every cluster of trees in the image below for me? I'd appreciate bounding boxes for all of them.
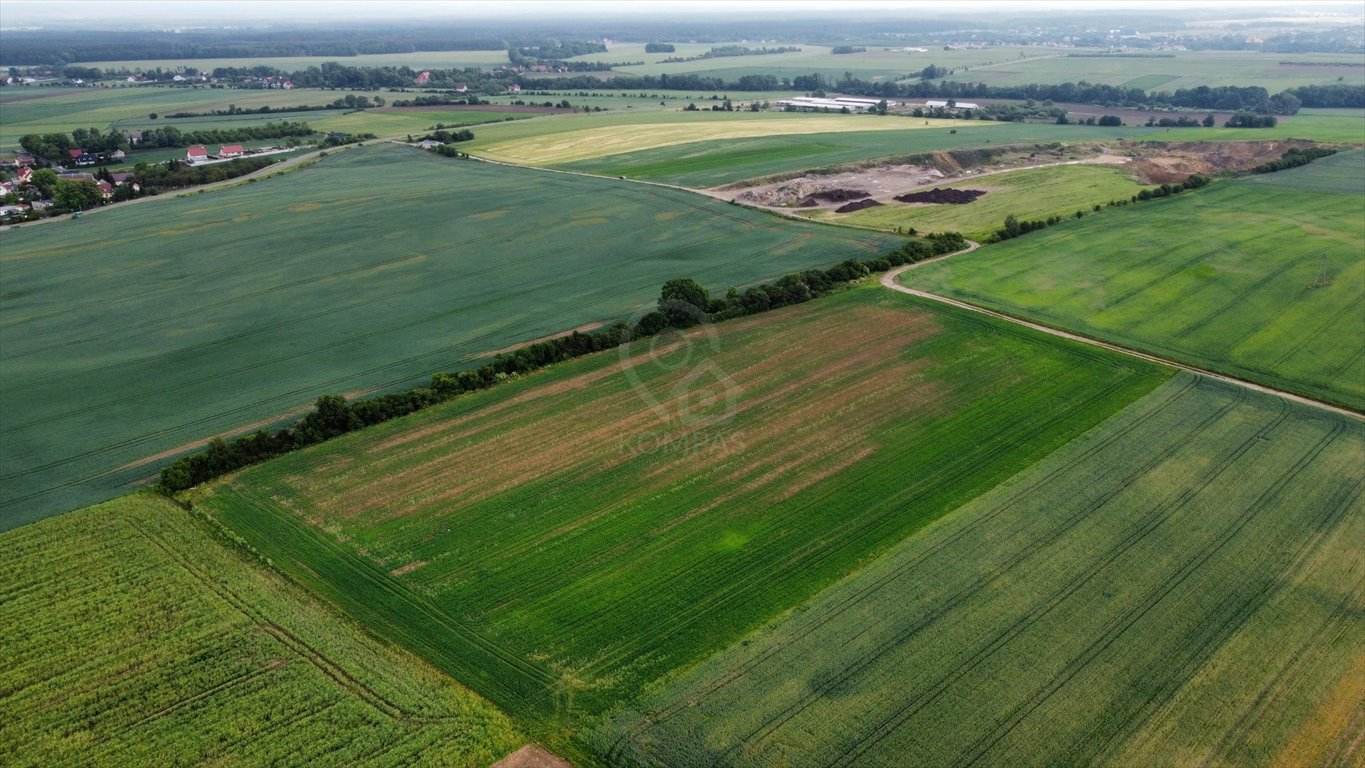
[132,155,282,191]
[421,128,475,143]
[1250,146,1337,174]
[1225,112,1278,128]
[832,46,868,55]
[390,94,489,107]
[18,121,316,161]
[1144,115,1209,127]
[661,45,801,63]
[1282,84,1365,109]
[157,231,970,493]
[644,43,676,53]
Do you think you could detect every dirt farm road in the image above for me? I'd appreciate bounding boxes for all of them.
[883,249,1364,421]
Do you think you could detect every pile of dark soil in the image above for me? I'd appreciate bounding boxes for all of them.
[893,188,986,204]
[811,188,873,202]
[834,198,882,213]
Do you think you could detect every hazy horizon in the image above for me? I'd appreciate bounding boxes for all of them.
[2,0,1362,28]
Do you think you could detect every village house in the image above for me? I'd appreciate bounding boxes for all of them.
[186,146,209,163]
[506,83,522,93]
[123,130,144,145]
[218,144,245,158]
[415,71,432,85]
[57,172,96,182]
[454,83,469,93]
[16,166,33,184]
[110,171,136,185]
[66,148,98,166]
[15,155,35,166]
[96,180,114,199]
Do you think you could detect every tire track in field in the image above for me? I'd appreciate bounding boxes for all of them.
[582,366,1146,680]
[123,513,417,722]
[822,392,1286,768]
[603,376,1207,764]
[951,411,1349,768]
[1086,438,1364,768]
[668,382,1242,768]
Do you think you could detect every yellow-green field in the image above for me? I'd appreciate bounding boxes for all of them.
[822,163,1150,240]
[0,493,521,767]
[474,113,984,164]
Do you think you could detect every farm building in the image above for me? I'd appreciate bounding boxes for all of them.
[186,146,209,163]
[416,139,444,149]
[774,96,884,113]
[219,145,245,158]
[123,130,143,145]
[924,99,980,111]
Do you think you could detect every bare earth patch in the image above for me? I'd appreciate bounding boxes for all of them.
[491,743,572,768]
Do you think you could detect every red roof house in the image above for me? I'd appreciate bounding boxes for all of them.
[218,144,245,158]
[67,148,84,160]
[186,146,209,162]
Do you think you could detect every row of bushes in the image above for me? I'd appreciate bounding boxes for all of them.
[989,175,1212,243]
[1250,146,1337,174]
[158,232,970,492]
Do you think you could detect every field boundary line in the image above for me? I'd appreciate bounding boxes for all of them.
[882,250,1365,421]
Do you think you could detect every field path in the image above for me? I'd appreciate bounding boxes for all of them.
[884,250,1365,421]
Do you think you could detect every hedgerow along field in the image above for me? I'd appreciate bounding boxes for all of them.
[0,493,521,767]
[597,373,1365,768]
[0,142,905,530]
[819,162,1150,240]
[903,149,1365,411]
[193,286,1168,727]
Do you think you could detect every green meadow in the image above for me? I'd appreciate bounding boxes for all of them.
[0,142,903,529]
[823,162,1149,240]
[903,150,1365,410]
[0,493,521,767]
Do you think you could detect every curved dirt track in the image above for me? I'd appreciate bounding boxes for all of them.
[883,247,1363,421]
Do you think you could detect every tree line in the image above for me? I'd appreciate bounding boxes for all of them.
[18,122,315,161]
[157,231,970,493]
[989,174,1212,243]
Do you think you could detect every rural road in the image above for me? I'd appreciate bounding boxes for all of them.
[883,249,1365,421]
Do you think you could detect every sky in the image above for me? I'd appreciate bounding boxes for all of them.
[1,0,1362,26]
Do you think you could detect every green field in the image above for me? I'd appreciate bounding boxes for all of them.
[948,50,1365,91]
[0,86,391,149]
[0,143,905,529]
[820,163,1150,239]
[903,150,1365,410]
[0,493,521,767]
[597,372,1365,767]
[556,121,1172,187]
[1150,109,1365,144]
[194,286,1167,722]
[598,44,1081,83]
[475,113,978,164]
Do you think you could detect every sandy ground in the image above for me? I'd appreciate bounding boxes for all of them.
[490,743,572,768]
[705,139,1306,211]
[710,152,1131,211]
